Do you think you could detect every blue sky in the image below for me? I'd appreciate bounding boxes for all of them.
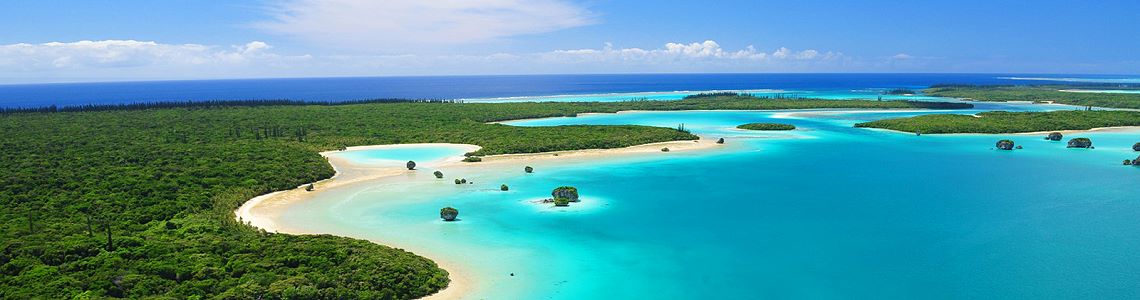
[1,0,1137,83]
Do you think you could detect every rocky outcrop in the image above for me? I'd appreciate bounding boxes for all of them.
[552,186,579,202]
[406,160,417,170]
[501,184,509,191]
[305,184,314,192]
[1125,159,1133,166]
[434,171,444,179]
[1067,138,1093,148]
[716,138,725,144]
[661,147,670,152]
[1133,142,1140,151]
[1046,132,1063,141]
[440,207,459,221]
[525,166,534,173]
[996,140,1015,150]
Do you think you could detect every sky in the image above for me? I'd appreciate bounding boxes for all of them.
[1,0,1137,83]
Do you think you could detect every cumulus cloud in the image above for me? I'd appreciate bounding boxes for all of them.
[255,0,595,51]
[0,39,852,83]
[544,40,839,64]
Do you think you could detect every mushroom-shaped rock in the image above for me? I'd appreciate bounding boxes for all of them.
[553,198,571,207]
[440,207,459,221]
[552,186,580,202]
[406,160,417,170]
[461,178,468,184]
[525,166,534,173]
[1125,159,1133,166]
[434,171,444,179]
[1133,142,1140,151]
[1046,132,1063,141]
[1067,138,1093,148]
[995,140,1015,150]
[661,147,670,152]
[501,184,509,191]
[454,179,462,184]
[716,138,725,144]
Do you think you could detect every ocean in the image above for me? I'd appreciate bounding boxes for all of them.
[1,73,1133,108]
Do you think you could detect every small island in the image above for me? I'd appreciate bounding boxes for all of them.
[1133,142,1140,151]
[885,88,917,95]
[440,207,459,221]
[737,123,796,131]
[996,139,1016,150]
[1046,132,1063,141]
[1067,138,1093,149]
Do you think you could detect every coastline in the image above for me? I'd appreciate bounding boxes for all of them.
[234,138,722,299]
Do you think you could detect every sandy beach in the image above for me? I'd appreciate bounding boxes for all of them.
[235,138,722,299]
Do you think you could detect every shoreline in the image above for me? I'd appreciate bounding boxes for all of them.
[235,138,723,299]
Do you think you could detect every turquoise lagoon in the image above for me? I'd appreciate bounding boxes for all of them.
[280,102,1140,299]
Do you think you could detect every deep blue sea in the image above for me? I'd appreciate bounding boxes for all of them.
[1,73,1135,108]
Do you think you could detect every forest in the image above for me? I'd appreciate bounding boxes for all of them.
[855,110,1140,134]
[0,95,969,298]
[924,85,1140,109]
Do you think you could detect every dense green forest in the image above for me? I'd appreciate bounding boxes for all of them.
[736,123,796,130]
[855,110,1140,134]
[924,85,1140,109]
[0,95,968,298]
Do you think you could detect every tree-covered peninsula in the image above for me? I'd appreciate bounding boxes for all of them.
[855,110,1140,134]
[0,95,969,298]
[924,84,1140,109]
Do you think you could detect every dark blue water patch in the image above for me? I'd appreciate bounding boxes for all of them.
[0,73,1127,108]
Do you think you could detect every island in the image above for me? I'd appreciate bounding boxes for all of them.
[923,84,1140,109]
[737,123,797,131]
[0,94,975,298]
[855,110,1140,134]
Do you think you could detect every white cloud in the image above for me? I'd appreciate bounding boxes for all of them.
[544,40,839,64]
[0,39,854,83]
[891,53,914,60]
[256,0,595,51]
[0,40,296,71]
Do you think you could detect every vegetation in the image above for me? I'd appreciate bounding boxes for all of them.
[462,156,483,162]
[885,88,917,95]
[924,84,1140,109]
[856,111,1140,134]
[996,139,1016,150]
[0,95,971,298]
[737,123,796,131]
[553,198,571,207]
[1047,132,1063,141]
[552,186,580,202]
[1067,138,1093,148]
[439,207,458,222]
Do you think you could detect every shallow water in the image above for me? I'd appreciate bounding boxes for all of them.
[280,102,1140,299]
